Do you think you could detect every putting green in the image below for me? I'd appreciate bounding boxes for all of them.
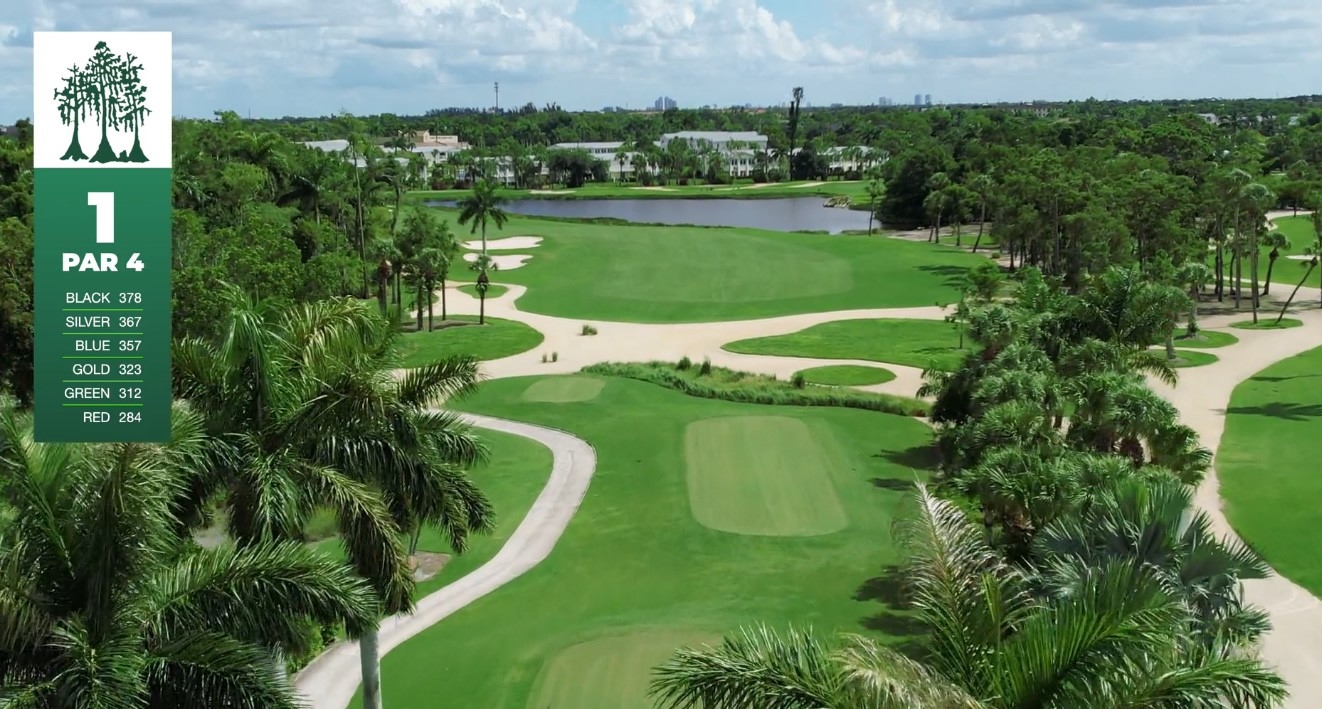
[522,376,606,403]
[527,629,719,708]
[684,416,849,536]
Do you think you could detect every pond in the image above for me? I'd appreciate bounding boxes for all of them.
[424,197,874,234]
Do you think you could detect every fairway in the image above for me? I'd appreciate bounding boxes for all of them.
[796,364,896,386]
[357,375,935,708]
[725,318,969,371]
[1218,345,1322,598]
[528,629,720,709]
[398,315,543,365]
[425,209,983,322]
[522,376,607,402]
[685,416,849,536]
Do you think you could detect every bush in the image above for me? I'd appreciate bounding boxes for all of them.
[552,351,559,362]
[580,324,598,336]
[791,373,806,389]
[541,353,548,363]
[677,355,692,370]
[698,357,712,376]
[581,362,928,417]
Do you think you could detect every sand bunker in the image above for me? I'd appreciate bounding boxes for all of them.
[790,181,825,188]
[1286,254,1315,261]
[531,189,575,194]
[462,253,533,270]
[632,186,675,192]
[462,236,543,251]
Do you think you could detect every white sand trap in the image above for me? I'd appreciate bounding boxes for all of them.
[462,253,533,270]
[790,181,825,188]
[531,189,575,194]
[742,183,775,189]
[1286,254,1315,261]
[632,186,675,192]
[462,236,543,251]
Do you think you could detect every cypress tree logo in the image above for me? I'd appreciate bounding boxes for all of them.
[53,40,151,163]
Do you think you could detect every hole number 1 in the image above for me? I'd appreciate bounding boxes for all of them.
[88,192,115,244]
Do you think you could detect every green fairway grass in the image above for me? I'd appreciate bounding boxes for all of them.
[796,364,896,386]
[458,283,509,299]
[1230,317,1303,330]
[522,376,607,403]
[424,210,983,322]
[1172,330,1238,348]
[724,318,968,372]
[1218,345,1322,597]
[397,315,543,366]
[355,374,936,708]
[1169,350,1218,368]
[413,179,870,204]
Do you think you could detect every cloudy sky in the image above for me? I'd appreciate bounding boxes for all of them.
[1,0,1319,119]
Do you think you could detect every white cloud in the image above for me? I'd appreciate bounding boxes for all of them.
[0,0,1318,118]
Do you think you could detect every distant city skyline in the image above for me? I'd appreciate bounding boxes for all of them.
[1,0,1319,118]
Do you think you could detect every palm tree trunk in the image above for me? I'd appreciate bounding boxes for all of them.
[1165,328,1176,361]
[1278,262,1318,324]
[438,277,446,321]
[1262,255,1276,295]
[972,202,987,252]
[933,214,942,244]
[361,629,383,709]
[1250,247,1260,323]
[479,291,486,326]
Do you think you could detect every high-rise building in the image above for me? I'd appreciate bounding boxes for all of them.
[914,94,922,106]
[924,94,932,106]
[653,96,677,111]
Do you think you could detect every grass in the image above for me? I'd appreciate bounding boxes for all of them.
[1229,317,1303,330]
[1172,330,1238,348]
[724,318,969,372]
[1207,214,1318,282]
[1168,350,1219,368]
[458,283,509,299]
[358,374,937,708]
[795,364,896,386]
[397,315,543,366]
[316,429,554,596]
[412,179,870,203]
[419,209,983,323]
[582,361,928,417]
[1218,345,1322,598]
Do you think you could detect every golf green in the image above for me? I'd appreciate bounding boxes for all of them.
[355,374,934,708]
[426,210,982,322]
[724,318,968,371]
[796,364,896,386]
[397,315,543,366]
[1218,344,1322,598]
[522,376,607,403]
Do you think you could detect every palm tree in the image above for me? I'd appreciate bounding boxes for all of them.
[1276,239,1320,325]
[0,405,381,708]
[969,173,994,253]
[456,179,509,324]
[172,288,492,709]
[1258,230,1291,296]
[650,486,1286,709]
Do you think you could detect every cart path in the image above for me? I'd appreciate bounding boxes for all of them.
[293,413,596,709]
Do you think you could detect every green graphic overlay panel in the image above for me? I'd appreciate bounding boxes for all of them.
[34,169,171,442]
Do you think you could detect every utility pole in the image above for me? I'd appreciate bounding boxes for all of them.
[494,82,500,112]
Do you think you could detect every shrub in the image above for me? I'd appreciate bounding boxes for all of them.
[698,357,712,376]
[990,252,1002,259]
[551,351,559,362]
[580,324,598,336]
[580,361,928,417]
[541,353,548,363]
[791,373,806,389]
[677,355,693,370]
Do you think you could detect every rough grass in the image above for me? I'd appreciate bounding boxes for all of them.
[1172,330,1238,348]
[1168,350,1219,368]
[580,361,928,417]
[795,364,896,386]
[1218,345,1322,597]
[397,315,544,366]
[685,416,849,536]
[724,318,968,372]
[419,209,983,322]
[1229,318,1303,330]
[458,283,509,299]
[357,375,935,708]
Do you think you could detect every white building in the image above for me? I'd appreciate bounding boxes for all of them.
[659,131,769,152]
[551,141,635,180]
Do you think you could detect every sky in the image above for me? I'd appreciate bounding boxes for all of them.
[1,0,1320,120]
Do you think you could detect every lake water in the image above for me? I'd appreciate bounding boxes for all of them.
[424,197,874,234]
